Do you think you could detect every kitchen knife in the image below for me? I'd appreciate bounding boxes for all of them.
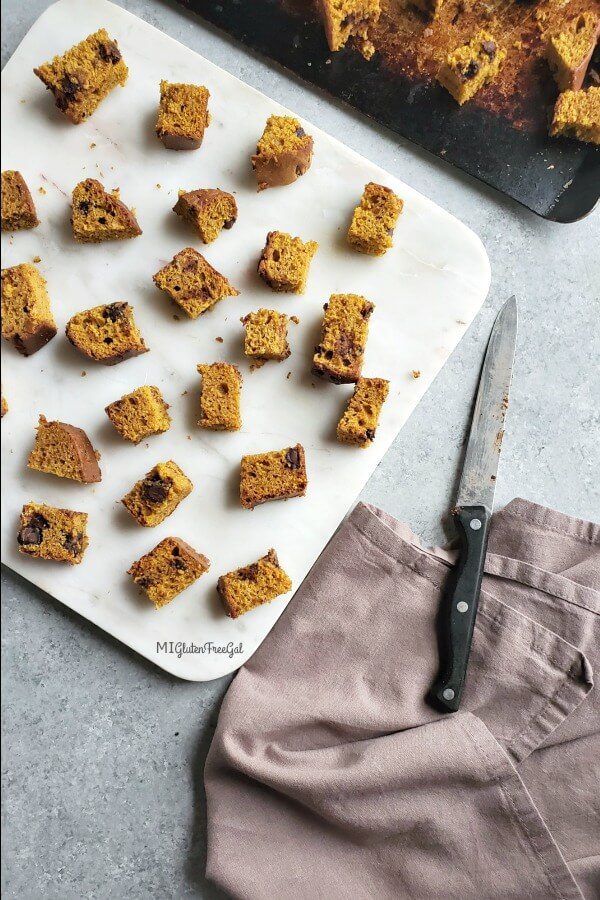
[430,296,518,713]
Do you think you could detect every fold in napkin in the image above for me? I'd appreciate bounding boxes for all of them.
[204,499,599,900]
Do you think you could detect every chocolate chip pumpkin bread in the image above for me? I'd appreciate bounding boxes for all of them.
[66,302,148,365]
[1,263,57,356]
[71,179,141,242]
[105,385,171,443]
[34,29,128,124]
[312,293,374,383]
[257,231,318,293]
[28,415,101,483]
[122,461,192,527]
[197,363,242,431]
[18,502,88,564]
[337,377,389,446]
[437,31,506,105]
[156,80,210,150]
[348,182,403,256]
[217,549,292,618]
[128,537,210,608]
[1,171,39,231]
[240,444,307,509]
[173,189,237,243]
[252,116,313,191]
[153,248,239,319]
[550,87,600,143]
[546,13,600,92]
[242,309,291,362]
[320,0,380,59]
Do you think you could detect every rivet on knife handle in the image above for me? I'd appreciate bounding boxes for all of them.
[429,504,491,712]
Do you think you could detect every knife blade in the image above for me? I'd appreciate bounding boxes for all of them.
[430,296,518,713]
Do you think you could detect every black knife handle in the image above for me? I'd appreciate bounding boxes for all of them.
[429,505,491,713]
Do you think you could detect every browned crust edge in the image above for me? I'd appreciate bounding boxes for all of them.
[7,322,57,357]
[29,416,102,483]
[251,140,313,191]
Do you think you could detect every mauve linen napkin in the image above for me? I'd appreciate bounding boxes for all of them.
[204,499,599,899]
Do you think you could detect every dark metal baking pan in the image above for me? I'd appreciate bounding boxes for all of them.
[173,0,599,222]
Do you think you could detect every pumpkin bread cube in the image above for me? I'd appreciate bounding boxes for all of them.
[347,182,403,256]
[34,29,128,124]
[336,377,390,446]
[122,461,192,527]
[252,116,313,191]
[1,171,39,231]
[197,363,242,431]
[550,87,600,144]
[217,549,292,618]
[257,231,318,293]
[240,444,307,509]
[17,502,89,564]
[128,537,210,608]
[66,302,148,365]
[320,0,380,59]
[71,179,141,243]
[173,189,237,243]
[28,415,101,483]
[153,248,239,319]
[1,263,57,356]
[437,31,506,105]
[156,80,210,150]
[312,293,374,383]
[105,385,171,444]
[242,309,291,362]
[546,13,600,92]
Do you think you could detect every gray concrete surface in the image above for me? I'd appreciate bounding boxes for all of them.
[2,1,599,897]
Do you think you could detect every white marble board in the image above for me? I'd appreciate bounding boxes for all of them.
[0,0,491,680]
